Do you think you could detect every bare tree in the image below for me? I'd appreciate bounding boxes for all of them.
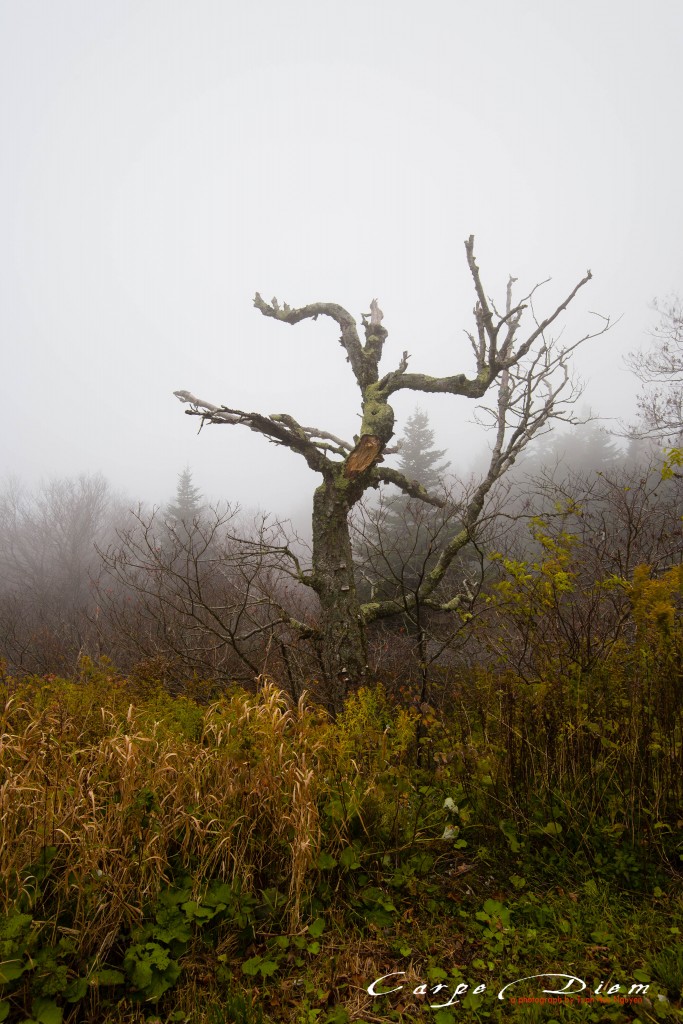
[0,474,122,673]
[97,505,314,687]
[626,295,683,441]
[175,238,608,709]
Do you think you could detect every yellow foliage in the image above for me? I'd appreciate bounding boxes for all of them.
[334,684,418,767]
[630,563,683,638]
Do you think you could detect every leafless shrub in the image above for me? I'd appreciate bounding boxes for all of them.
[626,294,683,440]
[95,504,317,693]
[0,474,124,673]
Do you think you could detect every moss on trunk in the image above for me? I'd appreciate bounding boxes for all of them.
[311,476,367,712]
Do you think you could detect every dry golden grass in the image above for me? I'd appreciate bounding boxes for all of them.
[0,677,332,966]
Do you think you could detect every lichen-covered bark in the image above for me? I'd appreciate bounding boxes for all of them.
[311,475,367,710]
[359,382,395,439]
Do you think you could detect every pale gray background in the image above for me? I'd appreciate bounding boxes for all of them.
[2,0,681,519]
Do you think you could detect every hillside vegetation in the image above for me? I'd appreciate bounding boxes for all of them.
[1,588,682,1024]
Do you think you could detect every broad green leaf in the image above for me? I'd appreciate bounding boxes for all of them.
[241,957,263,977]
[91,969,125,986]
[0,959,26,983]
[339,847,361,869]
[31,1000,63,1024]
[64,976,89,1002]
[542,821,563,836]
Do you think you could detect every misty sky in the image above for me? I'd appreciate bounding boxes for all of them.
[2,1,682,523]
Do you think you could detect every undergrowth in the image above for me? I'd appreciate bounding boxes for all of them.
[0,654,681,1023]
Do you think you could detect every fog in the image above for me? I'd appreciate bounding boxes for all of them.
[2,0,682,523]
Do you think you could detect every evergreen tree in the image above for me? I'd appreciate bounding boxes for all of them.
[383,407,450,539]
[394,407,450,491]
[562,423,622,472]
[166,467,204,525]
[356,408,453,602]
[516,422,622,479]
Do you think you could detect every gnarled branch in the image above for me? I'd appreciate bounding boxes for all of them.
[173,391,331,474]
[369,466,448,508]
[253,293,386,390]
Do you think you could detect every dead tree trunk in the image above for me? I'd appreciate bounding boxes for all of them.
[174,238,608,710]
[311,474,367,703]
